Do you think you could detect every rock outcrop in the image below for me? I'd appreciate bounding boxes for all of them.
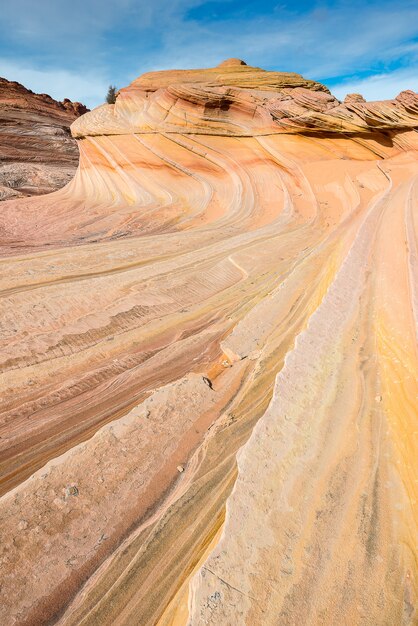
[71,64,418,138]
[0,77,88,200]
[0,61,417,626]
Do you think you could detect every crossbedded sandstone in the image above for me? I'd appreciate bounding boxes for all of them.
[0,61,417,626]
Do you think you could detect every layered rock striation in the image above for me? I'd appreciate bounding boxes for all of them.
[0,61,417,626]
[0,77,88,200]
[72,61,417,138]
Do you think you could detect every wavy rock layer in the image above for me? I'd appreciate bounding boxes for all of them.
[0,77,88,200]
[0,62,417,626]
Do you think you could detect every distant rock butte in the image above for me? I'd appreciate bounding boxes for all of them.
[0,61,417,626]
[0,77,88,117]
[0,77,88,200]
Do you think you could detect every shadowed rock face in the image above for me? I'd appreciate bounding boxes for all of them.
[0,62,417,626]
[0,77,88,200]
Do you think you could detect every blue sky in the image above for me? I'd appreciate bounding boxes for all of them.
[0,0,417,108]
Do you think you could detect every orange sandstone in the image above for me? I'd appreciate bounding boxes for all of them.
[0,61,417,626]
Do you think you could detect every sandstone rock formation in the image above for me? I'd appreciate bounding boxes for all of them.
[0,77,88,200]
[0,61,417,626]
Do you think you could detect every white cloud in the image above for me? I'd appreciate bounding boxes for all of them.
[0,61,109,108]
[331,68,418,101]
[0,0,417,106]
[0,0,134,44]
[127,1,418,109]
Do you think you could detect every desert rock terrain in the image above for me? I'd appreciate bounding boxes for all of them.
[0,77,88,200]
[0,59,417,625]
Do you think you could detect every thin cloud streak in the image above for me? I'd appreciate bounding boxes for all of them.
[331,68,418,101]
[0,61,109,109]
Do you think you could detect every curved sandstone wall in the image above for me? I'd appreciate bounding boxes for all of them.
[0,61,417,626]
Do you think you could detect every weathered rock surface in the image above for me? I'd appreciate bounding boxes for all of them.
[71,63,418,138]
[0,77,88,199]
[0,61,417,626]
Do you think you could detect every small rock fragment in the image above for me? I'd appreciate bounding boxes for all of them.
[202,376,214,390]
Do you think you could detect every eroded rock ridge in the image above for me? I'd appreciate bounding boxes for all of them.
[0,77,88,200]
